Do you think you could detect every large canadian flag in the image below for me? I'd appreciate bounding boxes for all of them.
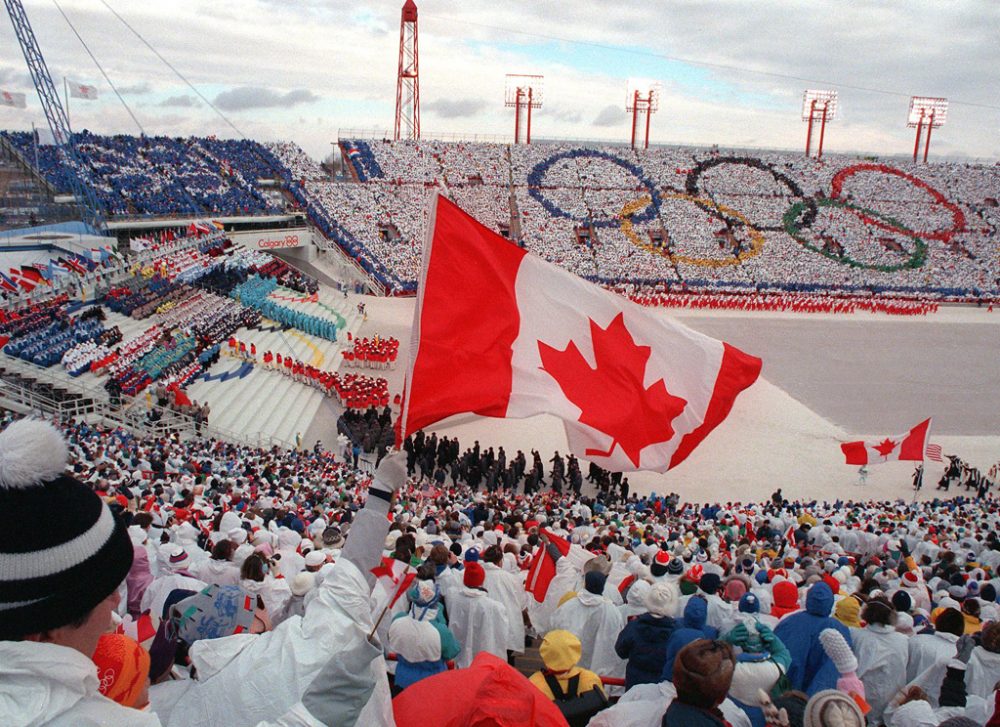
[401,195,763,473]
[840,418,932,465]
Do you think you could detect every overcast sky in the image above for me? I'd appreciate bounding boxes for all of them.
[0,0,997,162]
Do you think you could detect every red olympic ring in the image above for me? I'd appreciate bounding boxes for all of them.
[829,164,965,241]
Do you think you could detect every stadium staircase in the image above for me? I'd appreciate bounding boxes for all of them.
[183,287,363,447]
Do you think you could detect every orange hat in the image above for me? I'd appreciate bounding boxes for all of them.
[92,633,150,707]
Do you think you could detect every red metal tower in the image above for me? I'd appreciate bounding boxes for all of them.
[626,79,662,150]
[505,74,543,144]
[394,0,420,141]
[907,97,948,163]
[801,90,838,159]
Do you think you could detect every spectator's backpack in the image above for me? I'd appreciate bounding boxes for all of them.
[542,673,608,727]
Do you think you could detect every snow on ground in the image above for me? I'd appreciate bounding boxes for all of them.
[310,258,999,505]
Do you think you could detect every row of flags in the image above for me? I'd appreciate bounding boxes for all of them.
[1,79,97,111]
[129,222,224,253]
[0,248,120,294]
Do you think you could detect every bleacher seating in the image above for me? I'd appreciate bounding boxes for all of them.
[267,139,1000,302]
[2,131,285,218]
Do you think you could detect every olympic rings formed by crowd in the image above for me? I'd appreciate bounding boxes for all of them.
[829,163,967,241]
[783,198,929,272]
[527,149,662,228]
[526,150,968,274]
[684,155,817,232]
[620,194,766,269]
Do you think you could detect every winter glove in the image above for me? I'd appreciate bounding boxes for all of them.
[757,622,777,647]
[724,622,750,647]
[956,634,977,664]
[369,451,407,501]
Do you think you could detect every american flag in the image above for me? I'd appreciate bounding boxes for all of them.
[925,444,944,462]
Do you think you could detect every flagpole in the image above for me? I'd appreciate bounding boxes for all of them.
[63,77,70,132]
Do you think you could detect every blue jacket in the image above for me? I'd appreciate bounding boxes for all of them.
[661,597,717,681]
[773,582,852,695]
[615,613,678,689]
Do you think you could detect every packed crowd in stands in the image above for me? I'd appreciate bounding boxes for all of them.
[5,412,1000,726]
[5,127,996,307]
[0,228,349,430]
[265,139,1000,304]
[2,131,286,217]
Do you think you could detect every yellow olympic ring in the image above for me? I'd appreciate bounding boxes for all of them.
[619,193,765,268]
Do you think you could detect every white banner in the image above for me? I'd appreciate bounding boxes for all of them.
[230,227,311,250]
[0,90,26,109]
[67,80,98,100]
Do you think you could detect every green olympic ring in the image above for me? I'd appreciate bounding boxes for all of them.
[783,198,927,272]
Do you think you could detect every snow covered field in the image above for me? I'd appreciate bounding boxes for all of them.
[314,274,999,506]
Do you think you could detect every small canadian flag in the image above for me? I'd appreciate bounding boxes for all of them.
[67,80,98,100]
[840,418,932,466]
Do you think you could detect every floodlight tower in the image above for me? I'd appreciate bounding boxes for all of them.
[626,79,662,150]
[907,96,948,163]
[504,74,543,144]
[802,90,838,159]
[393,0,420,140]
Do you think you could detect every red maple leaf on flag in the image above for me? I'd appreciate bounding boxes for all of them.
[874,438,898,458]
[538,312,687,468]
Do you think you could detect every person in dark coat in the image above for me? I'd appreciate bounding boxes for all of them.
[773,581,852,696]
[615,581,680,689]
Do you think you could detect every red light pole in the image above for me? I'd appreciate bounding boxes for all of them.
[907,97,948,163]
[505,74,543,144]
[802,90,838,159]
[394,0,420,141]
[626,79,662,150]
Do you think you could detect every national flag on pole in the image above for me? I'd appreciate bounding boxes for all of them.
[67,80,98,100]
[401,195,763,473]
[9,268,34,292]
[840,418,932,465]
[925,443,944,463]
[0,90,26,109]
[525,529,571,603]
[0,271,18,293]
[47,260,69,279]
[19,265,43,284]
[371,556,416,608]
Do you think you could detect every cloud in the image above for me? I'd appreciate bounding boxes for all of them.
[213,86,318,111]
[159,95,198,108]
[593,105,621,127]
[119,82,152,95]
[424,98,488,118]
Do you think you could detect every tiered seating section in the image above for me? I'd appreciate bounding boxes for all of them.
[1,230,364,446]
[6,128,997,303]
[272,139,1000,303]
[2,131,287,217]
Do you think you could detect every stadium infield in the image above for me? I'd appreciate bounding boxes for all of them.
[308,290,999,506]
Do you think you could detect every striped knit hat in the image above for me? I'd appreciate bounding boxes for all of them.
[0,419,133,639]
